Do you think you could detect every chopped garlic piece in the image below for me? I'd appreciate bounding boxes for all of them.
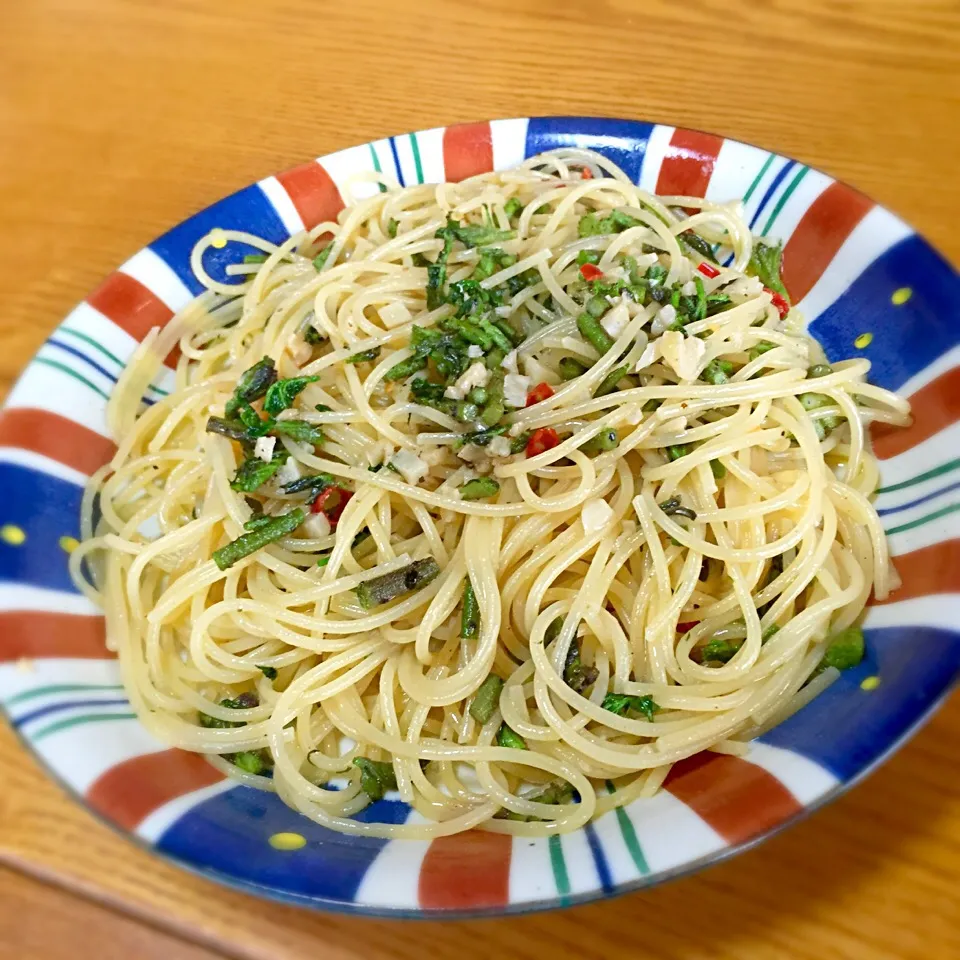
[254,436,276,462]
[286,334,313,366]
[634,341,658,371]
[582,498,614,533]
[651,303,677,336]
[302,511,331,539]
[487,436,512,457]
[275,457,300,486]
[659,330,707,381]
[501,350,519,374]
[600,302,630,338]
[681,280,697,296]
[467,344,484,358]
[389,448,430,484]
[445,362,490,400]
[503,373,531,408]
[379,301,413,329]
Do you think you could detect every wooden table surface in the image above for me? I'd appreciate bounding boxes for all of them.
[1,1,958,957]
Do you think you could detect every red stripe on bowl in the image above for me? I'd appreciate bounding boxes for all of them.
[275,161,345,230]
[0,611,111,663]
[87,272,178,368]
[86,748,225,830]
[782,182,873,303]
[664,752,802,844]
[655,129,724,198]
[443,122,494,182]
[0,408,115,477]
[872,540,960,605]
[871,367,960,460]
[418,829,512,909]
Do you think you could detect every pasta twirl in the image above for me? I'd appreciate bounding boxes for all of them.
[71,149,909,838]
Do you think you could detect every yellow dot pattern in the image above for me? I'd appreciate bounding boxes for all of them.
[854,332,873,349]
[209,229,228,249]
[860,675,881,691]
[59,535,80,554]
[891,287,912,306]
[268,832,306,851]
[1,524,26,546]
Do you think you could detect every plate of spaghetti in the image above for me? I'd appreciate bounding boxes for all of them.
[1,117,958,916]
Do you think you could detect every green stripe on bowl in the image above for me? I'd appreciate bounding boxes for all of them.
[33,712,137,741]
[6,683,125,708]
[878,457,960,494]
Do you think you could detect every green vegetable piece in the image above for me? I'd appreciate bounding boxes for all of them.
[225,357,277,418]
[461,581,480,641]
[198,693,258,728]
[263,376,320,416]
[577,249,603,266]
[455,424,509,450]
[582,429,618,455]
[387,218,398,238]
[469,674,503,724]
[232,751,268,774]
[666,444,689,461]
[594,365,631,397]
[206,416,258,444]
[643,398,663,412]
[584,295,608,319]
[510,430,531,454]
[480,371,505,427]
[230,451,287,493]
[577,311,615,356]
[460,477,500,501]
[680,231,718,263]
[235,403,273,437]
[800,393,831,411]
[353,757,397,801]
[314,403,332,412]
[212,509,305,570]
[354,558,441,610]
[747,239,790,300]
[313,246,334,271]
[564,637,598,693]
[456,400,480,422]
[495,781,576,821]
[243,253,268,264]
[701,358,735,385]
[821,626,865,671]
[467,386,488,406]
[504,197,523,219]
[497,724,528,750]
[302,324,325,345]
[257,665,278,680]
[452,224,516,247]
[750,341,777,361]
[281,472,334,495]
[694,275,707,320]
[559,357,590,380]
[346,347,381,364]
[659,497,697,521]
[243,515,275,532]
[808,363,833,378]
[271,420,325,446]
[710,459,727,480]
[601,693,660,722]
[545,618,563,645]
[699,637,742,663]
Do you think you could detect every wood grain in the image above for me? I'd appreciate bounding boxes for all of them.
[0,0,958,957]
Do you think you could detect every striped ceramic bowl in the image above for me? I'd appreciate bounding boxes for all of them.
[1,117,957,917]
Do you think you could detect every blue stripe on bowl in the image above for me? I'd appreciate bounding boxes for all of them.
[149,184,291,295]
[808,234,959,392]
[156,785,410,902]
[0,462,82,594]
[523,118,655,185]
[759,624,960,780]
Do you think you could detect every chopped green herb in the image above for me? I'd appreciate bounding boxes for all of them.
[455,424,509,449]
[504,197,523,219]
[212,509,305,570]
[545,618,563,645]
[577,312,615,356]
[225,357,277,418]
[302,324,325,345]
[495,782,575,821]
[694,275,707,320]
[455,400,480,422]
[820,626,865,671]
[747,240,789,300]
[346,347,381,364]
[353,757,397,801]
[314,403,332,412]
[281,472,334,495]
[750,341,777,361]
[808,363,833,378]
[680,231,718,263]
[387,218,398,238]
[469,673,503,724]
[243,253,268,264]
[593,365,631,397]
[263,376,320,416]
[270,420,325,445]
[206,416,260,444]
[510,430,532,454]
[496,724,527,750]
[710,459,727,480]
[313,246,334,271]
[643,398,663,412]
[450,223,516,247]
[257,665,278,680]
[699,637,742,663]
[459,477,500,501]
[581,429,618,455]
[559,357,590,380]
[576,249,603,266]
[563,637,598,693]
[578,209,642,237]
[198,693,257,728]
[230,451,287,493]
[461,581,480,641]
[601,693,660,722]
[467,386,488,406]
[659,496,697,521]
[701,358,735,385]
[666,444,689,461]
[354,558,441,609]
[232,751,268,774]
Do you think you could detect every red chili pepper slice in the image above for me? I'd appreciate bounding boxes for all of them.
[311,486,353,525]
[526,382,555,407]
[766,289,790,319]
[579,263,604,281]
[526,427,560,458]
[697,262,720,279]
[676,621,699,634]
[581,168,594,179]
